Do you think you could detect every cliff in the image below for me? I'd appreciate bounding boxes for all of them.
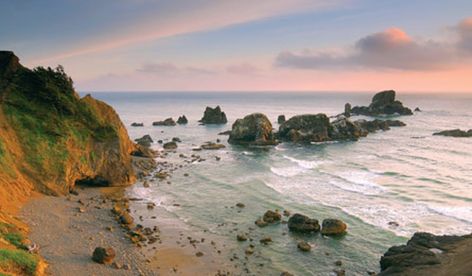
[0,51,136,274]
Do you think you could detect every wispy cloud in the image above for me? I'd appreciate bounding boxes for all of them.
[137,62,215,75]
[35,0,343,63]
[276,17,472,71]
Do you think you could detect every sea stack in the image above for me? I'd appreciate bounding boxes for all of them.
[228,113,277,146]
[199,106,227,124]
[351,90,413,116]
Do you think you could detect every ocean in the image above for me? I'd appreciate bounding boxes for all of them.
[86,91,472,275]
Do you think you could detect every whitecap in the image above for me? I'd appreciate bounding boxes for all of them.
[270,166,305,177]
[283,155,321,169]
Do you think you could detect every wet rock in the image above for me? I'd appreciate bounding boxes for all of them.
[329,117,368,141]
[333,269,346,276]
[177,115,188,124]
[288,214,320,233]
[414,107,421,112]
[199,106,227,124]
[201,142,226,150]
[131,145,158,158]
[351,90,413,116]
[278,114,331,143]
[297,241,311,252]
[245,247,255,255]
[228,113,277,146]
[277,115,286,124]
[236,203,245,208]
[172,137,182,143]
[153,118,176,126]
[263,210,281,223]
[433,129,472,138]
[335,260,343,266]
[131,122,144,127]
[143,180,150,188]
[134,135,153,147]
[283,210,291,217]
[321,219,347,235]
[354,119,406,133]
[163,141,178,150]
[218,130,232,135]
[195,252,204,257]
[280,272,294,276]
[255,218,268,227]
[92,247,116,264]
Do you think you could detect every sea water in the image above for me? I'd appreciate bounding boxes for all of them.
[86,91,472,275]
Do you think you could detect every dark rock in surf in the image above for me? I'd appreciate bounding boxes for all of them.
[433,129,472,137]
[278,114,331,143]
[228,113,277,146]
[163,141,177,150]
[131,122,144,127]
[134,135,153,147]
[199,106,227,124]
[344,103,351,117]
[177,115,188,124]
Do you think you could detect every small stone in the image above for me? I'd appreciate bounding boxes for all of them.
[111,262,122,269]
[297,241,311,252]
[236,203,245,208]
[321,219,347,235]
[123,264,131,270]
[255,218,268,227]
[143,180,150,188]
[263,210,281,223]
[335,260,342,266]
[260,237,272,245]
[245,247,254,255]
[119,213,134,225]
[333,269,345,276]
[195,252,204,257]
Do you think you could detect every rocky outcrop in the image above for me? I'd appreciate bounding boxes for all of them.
[278,114,331,143]
[135,135,153,147]
[287,214,320,233]
[228,113,277,146]
[152,118,176,126]
[351,90,413,116]
[0,51,136,204]
[199,106,227,124]
[354,119,406,133]
[379,232,472,276]
[433,129,472,137]
[329,117,368,141]
[177,115,188,124]
[344,103,351,117]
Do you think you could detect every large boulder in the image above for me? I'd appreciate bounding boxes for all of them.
[228,113,276,146]
[351,90,413,116]
[199,106,227,124]
[433,129,472,137]
[287,214,320,233]
[92,247,116,264]
[354,119,405,133]
[134,135,153,147]
[321,219,347,235]
[278,114,330,143]
[379,232,472,276]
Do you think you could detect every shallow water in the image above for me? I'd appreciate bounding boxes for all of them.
[87,91,472,275]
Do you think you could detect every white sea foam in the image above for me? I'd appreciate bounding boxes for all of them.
[283,155,320,169]
[427,205,472,224]
[270,166,306,177]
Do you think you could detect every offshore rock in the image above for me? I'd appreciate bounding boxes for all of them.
[199,106,227,124]
[287,214,320,233]
[278,114,331,143]
[433,129,472,137]
[228,113,277,146]
[351,90,413,116]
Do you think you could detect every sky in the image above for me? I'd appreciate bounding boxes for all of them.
[1,0,472,93]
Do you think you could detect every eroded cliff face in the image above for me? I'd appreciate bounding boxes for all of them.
[0,51,136,210]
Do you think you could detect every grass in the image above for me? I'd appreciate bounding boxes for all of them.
[0,249,39,275]
[0,223,26,250]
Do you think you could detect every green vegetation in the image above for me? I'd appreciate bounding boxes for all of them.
[0,249,39,275]
[0,223,26,250]
[2,65,118,179]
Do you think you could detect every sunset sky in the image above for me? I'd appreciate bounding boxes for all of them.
[2,0,472,92]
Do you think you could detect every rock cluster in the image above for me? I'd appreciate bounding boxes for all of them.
[433,129,472,137]
[134,135,153,147]
[287,214,320,233]
[228,113,277,146]
[351,90,413,116]
[199,106,227,124]
[278,114,331,143]
[153,118,176,126]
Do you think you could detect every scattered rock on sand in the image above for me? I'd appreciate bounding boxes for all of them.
[92,247,116,264]
[153,118,176,126]
[228,113,277,146]
[321,219,347,235]
[297,241,311,252]
[163,141,178,150]
[199,106,227,124]
[177,115,188,124]
[288,214,320,233]
[351,90,413,116]
[433,129,472,137]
